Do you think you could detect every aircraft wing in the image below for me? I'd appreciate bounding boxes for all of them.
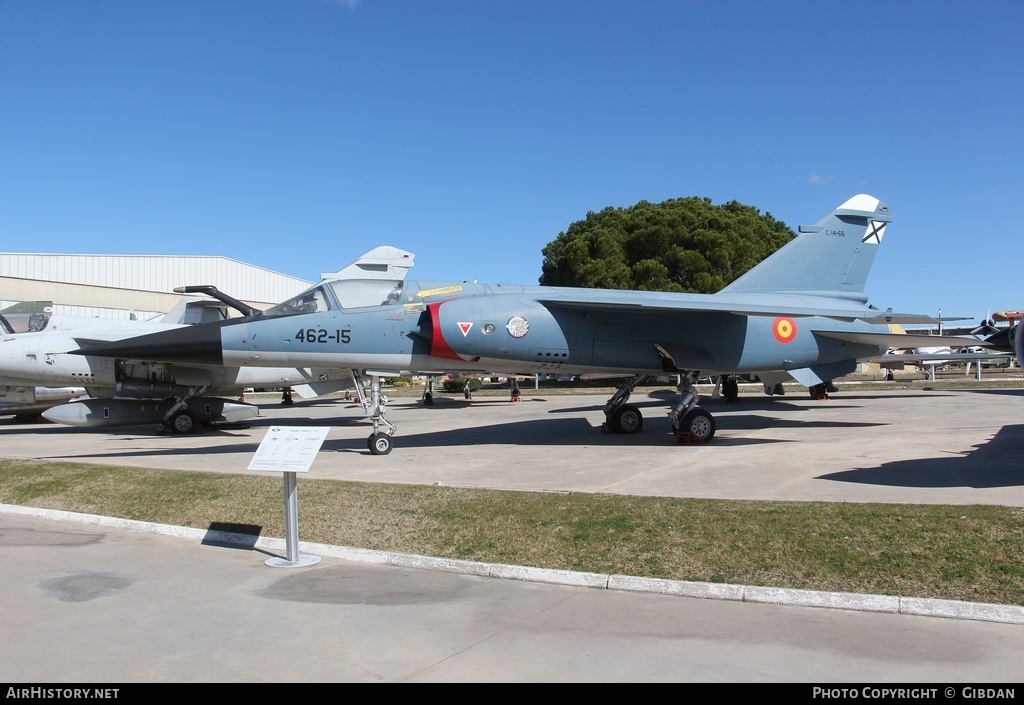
[540,296,937,324]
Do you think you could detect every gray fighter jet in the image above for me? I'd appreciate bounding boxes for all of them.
[77,195,978,453]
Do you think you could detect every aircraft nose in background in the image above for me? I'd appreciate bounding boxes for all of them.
[70,322,228,365]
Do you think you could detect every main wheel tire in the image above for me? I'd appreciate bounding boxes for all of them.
[464,389,471,399]
[171,411,195,434]
[610,404,644,434]
[680,408,715,442]
[368,432,393,455]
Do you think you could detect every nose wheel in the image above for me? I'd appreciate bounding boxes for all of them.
[352,371,397,455]
[367,432,393,455]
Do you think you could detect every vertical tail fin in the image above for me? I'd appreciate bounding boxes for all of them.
[720,194,891,300]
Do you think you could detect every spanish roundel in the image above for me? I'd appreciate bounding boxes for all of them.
[773,317,797,344]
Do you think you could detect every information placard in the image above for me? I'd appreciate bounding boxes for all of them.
[247,426,329,472]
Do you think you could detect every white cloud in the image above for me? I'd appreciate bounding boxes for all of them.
[808,172,836,185]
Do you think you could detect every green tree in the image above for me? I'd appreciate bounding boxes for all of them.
[539,197,794,292]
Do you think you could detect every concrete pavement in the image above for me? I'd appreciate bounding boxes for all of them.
[3,384,1023,505]
[2,383,1024,681]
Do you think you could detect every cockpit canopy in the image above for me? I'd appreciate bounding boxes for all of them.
[261,279,405,318]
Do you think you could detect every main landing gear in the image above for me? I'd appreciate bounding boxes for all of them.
[158,386,206,435]
[351,371,396,455]
[601,372,716,443]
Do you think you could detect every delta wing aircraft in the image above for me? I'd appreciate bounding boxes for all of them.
[77,195,986,454]
[0,293,273,428]
[868,314,1020,380]
[0,302,84,418]
[0,299,164,420]
[1,247,414,432]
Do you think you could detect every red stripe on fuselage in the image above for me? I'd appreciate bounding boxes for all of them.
[428,302,464,361]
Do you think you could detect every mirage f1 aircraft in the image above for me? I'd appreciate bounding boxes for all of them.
[76,195,978,454]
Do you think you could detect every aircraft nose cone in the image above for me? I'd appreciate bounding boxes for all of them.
[71,322,228,365]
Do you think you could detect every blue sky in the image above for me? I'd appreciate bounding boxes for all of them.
[1,0,1021,326]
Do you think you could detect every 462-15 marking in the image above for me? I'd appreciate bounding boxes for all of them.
[294,328,351,344]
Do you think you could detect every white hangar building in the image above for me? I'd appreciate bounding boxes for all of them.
[0,253,314,321]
